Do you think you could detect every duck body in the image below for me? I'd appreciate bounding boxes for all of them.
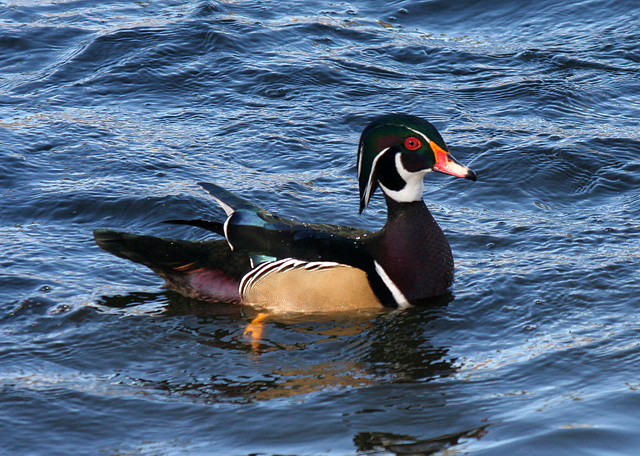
[94,114,476,313]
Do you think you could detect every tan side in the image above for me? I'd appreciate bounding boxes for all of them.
[241,264,383,313]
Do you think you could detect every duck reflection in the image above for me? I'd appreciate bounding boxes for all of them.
[96,291,481,453]
[354,426,490,456]
[97,290,456,398]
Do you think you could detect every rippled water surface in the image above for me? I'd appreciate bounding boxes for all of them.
[2,1,640,455]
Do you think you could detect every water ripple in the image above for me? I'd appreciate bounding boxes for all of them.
[2,1,640,455]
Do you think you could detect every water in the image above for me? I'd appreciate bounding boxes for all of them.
[2,0,640,454]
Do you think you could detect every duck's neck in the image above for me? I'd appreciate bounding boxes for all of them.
[375,195,454,301]
[385,196,432,228]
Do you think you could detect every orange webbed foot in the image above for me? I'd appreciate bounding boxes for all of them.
[243,312,269,352]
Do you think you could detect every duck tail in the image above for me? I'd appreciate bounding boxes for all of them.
[93,229,250,302]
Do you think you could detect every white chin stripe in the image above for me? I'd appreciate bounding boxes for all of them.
[374,261,411,308]
[379,153,427,203]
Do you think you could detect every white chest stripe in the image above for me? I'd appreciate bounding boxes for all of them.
[374,260,411,308]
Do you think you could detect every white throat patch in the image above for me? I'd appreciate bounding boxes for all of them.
[379,153,429,203]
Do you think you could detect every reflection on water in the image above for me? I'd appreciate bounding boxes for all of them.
[91,290,481,454]
[97,290,456,402]
[354,426,491,456]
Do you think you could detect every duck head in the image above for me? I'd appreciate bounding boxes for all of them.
[357,114,476,213]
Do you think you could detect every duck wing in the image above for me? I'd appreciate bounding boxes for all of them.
[169,182,374,266]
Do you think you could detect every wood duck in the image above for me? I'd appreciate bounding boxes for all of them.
[94,114,476,313]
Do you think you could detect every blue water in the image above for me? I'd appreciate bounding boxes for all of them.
[2,1,640,454]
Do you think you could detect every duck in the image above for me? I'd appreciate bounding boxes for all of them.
[94,114,476,313]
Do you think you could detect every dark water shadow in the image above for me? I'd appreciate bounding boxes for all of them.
[364,293,456,383]
[96,289,244,316]
[354,425,491,456]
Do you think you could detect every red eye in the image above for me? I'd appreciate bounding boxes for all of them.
[404,136,422,151]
